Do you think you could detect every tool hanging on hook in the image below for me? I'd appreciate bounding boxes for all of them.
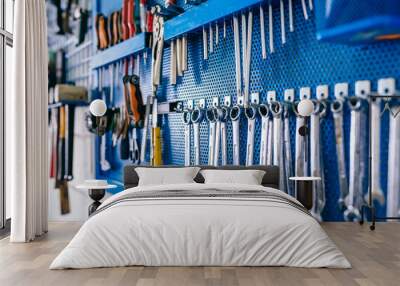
[192,106,204,165]
[219,106,229,166]
[310,100,327,221]
[280,0,286,44]
[331,99,349,210]
[344,97,366,221]
[183,109,192,166]
[387,104,400,217]
[206,107,218,165]
[141,6,164,164]
[283,100,294,196]
[245,105,257,166]
[269,3,274,53]
[230,105,241,165]
[367,97,385,206]
[259,103,270,165]
[260,4,267,59]
[203,26,208,60]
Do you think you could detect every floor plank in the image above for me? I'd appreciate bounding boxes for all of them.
[0,222,399,286]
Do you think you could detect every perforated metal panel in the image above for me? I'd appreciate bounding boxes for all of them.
[95,0,400,221]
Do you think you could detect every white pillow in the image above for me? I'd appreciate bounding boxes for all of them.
[200,169,265,185]
[136,167,200,186]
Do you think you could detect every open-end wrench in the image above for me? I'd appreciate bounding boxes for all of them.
[270,101,283,166]
[260,4,267,59]
[310,100,327,221]
[183,110,192,166]
[344,97,365,221]
[288,0,294,32]
[245,105,257,166]
[280,0,286,44]
[271,101,284,190]
[214,108,221,166]
[230,105,241,165]
[244,11,253,107]
[206,107,218,165]
[170,39,177,85]
[387,105,400,217]
[191,106,204,165]
[219,107,229,165]
[233,15,242,98]
[267,114,274,166]
[258,104,270,165]
[283,102,294,196]
[331,99,349,210]
[293,102,307,180]
[269,3,274,53]
[209,23,214,53]
[215,22,219,47]
[182,35,188,72]
[176,37,183,76]
[301,0,309,20]
[367,97,385,205]
[203,26,208,60]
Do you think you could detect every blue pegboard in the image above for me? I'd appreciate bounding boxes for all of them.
[93,0,400,221]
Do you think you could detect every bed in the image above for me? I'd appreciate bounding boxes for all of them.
[50,165,350,269]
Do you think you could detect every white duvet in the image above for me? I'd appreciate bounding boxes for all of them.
[50,183,351,269]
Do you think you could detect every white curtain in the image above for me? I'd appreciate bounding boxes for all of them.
[8,0,49,242]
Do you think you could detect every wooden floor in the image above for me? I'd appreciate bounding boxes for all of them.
[0,222,399,286]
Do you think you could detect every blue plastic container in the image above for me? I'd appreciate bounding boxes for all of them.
[315,0,400,43]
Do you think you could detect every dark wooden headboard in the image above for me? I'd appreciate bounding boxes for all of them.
[123,165,280,190]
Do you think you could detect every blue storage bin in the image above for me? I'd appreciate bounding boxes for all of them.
[315,0,400,43]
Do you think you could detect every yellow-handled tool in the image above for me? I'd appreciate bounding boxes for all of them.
[151,97,162,166]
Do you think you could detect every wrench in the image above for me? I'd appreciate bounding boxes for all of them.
[267,115,274,166]
[294,102,307,180]
[283,102,294,196]
[176,37,183,76]
[219,107,229,166]
[387,105,400,217]
[182,35,188,72]
[366,97,385,206]
[344,97,365,221]
[215,22,219,46]
[191,106,204,165]
[206,107,218,165]
[183,110,192,166]
[209,23,214,53]
[270,101,283,166]
[331,99,349,210]
[270,101,284,190]
[260,4,267,59]
[202,26,208,60]
[214,107,228,166]
[280,0,286,44]
[301,0,309,20]
[288,0,294,32]
[269,3,274,53]
[245,105,257,166]
[100,67,111,171]
[230,105,242,165]
[310,100,327,221]
[214,108,221,166]
[170,39,177,85]
[233,15,242,98]
[258,104,270,165]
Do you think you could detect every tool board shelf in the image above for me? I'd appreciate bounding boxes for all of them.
[91,33,151,69]
[90,0,282,69]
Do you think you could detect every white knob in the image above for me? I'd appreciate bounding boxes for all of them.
[298,99,313,117]
[89,99,107,117]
